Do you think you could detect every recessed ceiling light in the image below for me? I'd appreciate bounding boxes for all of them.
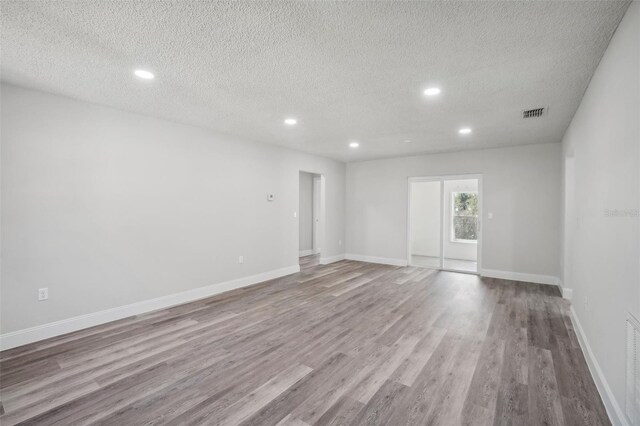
[349,141,360,148]
[424,87,441,96]
[458,127,472,135]
[284,118,297,126]
[134,69,155,80]
[404,139,412,143]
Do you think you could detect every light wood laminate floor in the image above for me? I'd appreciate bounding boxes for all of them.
[299,254,320,271]
[0,260,608,425]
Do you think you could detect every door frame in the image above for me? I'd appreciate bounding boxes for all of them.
[299,170,326,263]
[406,173,483,275]
[312,175,322,254]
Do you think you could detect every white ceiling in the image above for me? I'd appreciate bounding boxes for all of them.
[0,1,630,162]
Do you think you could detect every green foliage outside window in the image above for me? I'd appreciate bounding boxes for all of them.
[452,192,478,241]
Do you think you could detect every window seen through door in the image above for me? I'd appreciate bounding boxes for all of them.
[451,192,478,242]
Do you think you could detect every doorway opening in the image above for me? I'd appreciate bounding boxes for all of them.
[408,175,481,274]
[299,171,323,270]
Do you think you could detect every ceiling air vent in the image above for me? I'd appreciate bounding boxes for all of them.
[522,107,545,119]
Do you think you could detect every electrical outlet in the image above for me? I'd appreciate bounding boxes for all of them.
[239,255,244,264]
[338,240,342,246]
[38,288,49,301]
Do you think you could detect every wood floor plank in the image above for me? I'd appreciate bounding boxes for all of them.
[241,353,352,426]
[216,363,313,426]
[461,336,505,425]
[385,332,470,425]
[422,334,484,425]
[275,413,311,426]
[287,343,390,425]
[0,259,610,425]
[348,333,419,404]
[528,346,566,426]
[493,328,529,426]
[350,379,410,425]
[390,326,447,387]
[313,395,364,426]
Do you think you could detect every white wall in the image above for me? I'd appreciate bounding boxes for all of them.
[298,172,314,253]
[409,181,440,257]
[443,179,478,261]
[561,2,639,423]
[346,143,562,278]
[0,84,346,334]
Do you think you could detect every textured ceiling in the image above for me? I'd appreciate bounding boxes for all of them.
[0,1,630,162]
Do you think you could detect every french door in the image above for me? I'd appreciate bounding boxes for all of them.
[407,175,481,274]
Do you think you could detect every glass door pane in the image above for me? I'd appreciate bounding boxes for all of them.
[409,180,442,269]
[442,178,478,273]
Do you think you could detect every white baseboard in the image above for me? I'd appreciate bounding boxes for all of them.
[345,253,408,267]
[0,265,300,351]
[411,252,439,258]
[319,254,345,265]
[480,268,559,286]
[569,306,628,426]
[411,253,476,262]
[299,249,315,257]
[561,287,573,300]
[554,280,573,300]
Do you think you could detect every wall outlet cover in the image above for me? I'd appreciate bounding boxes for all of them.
[38,288,49,301]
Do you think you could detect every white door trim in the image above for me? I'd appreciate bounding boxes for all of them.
[299,170,326,263]
[312,175,322,254]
